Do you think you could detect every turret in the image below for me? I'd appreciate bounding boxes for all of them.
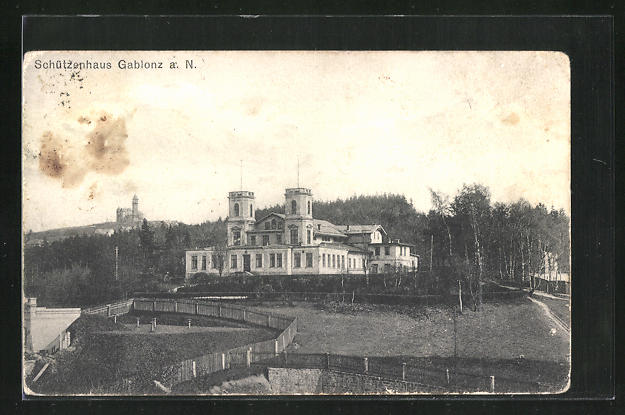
[226,190,256,246]
[132,194,139,218]
[284,188,314,245]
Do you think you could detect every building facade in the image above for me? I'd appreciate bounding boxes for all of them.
[185,187,418,279]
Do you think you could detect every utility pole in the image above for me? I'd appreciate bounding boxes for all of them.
[430,234,434,272]
[115,246,119,281]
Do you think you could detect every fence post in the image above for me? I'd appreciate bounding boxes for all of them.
[192,361,197,378]
[174,301,178,313]
[152,300,156,312]
[153,317,157,328]
[446,368,450,385]
[150,320,155,332]
[195,302,199,315]
[187,319,192,329]
[326,353,330,369]
[246,348,251,368]
[243,309,246,321]
[274,340,279,357]
[218,304,222,318]
[221,353,226,370]
[267,314,271,327]
[402,362,406,381]
[107,305,111,317]
[490,376,495,393]
[136,317,140,328]
[113,315,117,324]
[363,357,369,374]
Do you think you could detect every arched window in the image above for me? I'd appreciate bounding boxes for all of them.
[307,200,311,215]
[291,200,297,214]
[250,204,253,217]
[271,219,277,229]
[233,203,239,217]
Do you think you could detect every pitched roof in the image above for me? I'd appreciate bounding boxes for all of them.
[255,212,285,224]
[335,224,384,234]
[318,242,368,253]
[313,219,347,237]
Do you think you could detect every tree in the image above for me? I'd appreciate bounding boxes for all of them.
[451,184,491,311]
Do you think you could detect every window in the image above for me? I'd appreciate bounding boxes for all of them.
[231,255,237,269]
[250,204,253,217]
[212,255,218,268]
[384,264,391,273]
[294,253,301,268]
[341,255,345,269]
[332,254,336,268]
[191,255,198,270]
[201,256,207,270]
[362,259,366,269]
[290,228,298,244]
[306,253,313,268]
[233,230,241,246]
[278,221,283,229]
[256,254,263,268]
[322,253,326,267]
[250,235,256,246]
[271,219,276,229]
[375,247,380,256]
[291,200,297,214]
[385,246,390,256]
[270,253,275,268]
[372,264,378,274]
[276,253,282,268]
[265,221,270,230]
[263,235,270,246]
[233,203,239,217]
[307,229,312,244]
[307,200,311,214]
[349,258,352,268]
[276,234,282,244]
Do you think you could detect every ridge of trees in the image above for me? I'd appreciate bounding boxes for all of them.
[23,185,569,308]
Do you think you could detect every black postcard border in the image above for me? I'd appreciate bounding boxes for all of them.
[5,14,617,415]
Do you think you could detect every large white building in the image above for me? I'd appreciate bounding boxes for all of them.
[185,187,418,279]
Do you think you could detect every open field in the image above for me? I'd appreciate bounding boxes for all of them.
[29,312,279,394]
[247,298,569,362]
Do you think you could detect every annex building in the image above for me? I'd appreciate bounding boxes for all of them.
[185,187,418,279]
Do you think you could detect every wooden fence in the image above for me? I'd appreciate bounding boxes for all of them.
[131,298,298,388]
[81,299,134,317]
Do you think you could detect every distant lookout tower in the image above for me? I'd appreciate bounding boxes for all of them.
[132,194,139,219]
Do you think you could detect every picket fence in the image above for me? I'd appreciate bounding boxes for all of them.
[131,298,298,388]
[82,299,134,317]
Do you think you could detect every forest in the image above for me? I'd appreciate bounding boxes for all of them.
[23,183,569,308]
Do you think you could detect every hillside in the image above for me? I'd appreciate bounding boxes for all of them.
[25,220,181,246]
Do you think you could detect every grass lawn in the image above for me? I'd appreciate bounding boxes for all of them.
[31,312,280,394]
[245,297,570,391]
[248,297,569,362]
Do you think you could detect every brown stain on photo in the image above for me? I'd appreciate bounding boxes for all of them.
[84,112,130,175]
[502,112,520,125]
[38,112,131,188]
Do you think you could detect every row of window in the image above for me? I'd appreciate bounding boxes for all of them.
[290,200,312,215]
[234,228,313,246]
[372,246,410,257]
[191,254,223,270]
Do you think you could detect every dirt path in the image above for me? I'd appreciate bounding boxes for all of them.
[489,279,570,333]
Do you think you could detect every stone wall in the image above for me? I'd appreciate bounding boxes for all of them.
[267,368,322,394]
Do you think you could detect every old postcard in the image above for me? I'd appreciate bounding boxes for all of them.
[22,50,571,395]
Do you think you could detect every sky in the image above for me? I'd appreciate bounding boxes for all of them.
[22,51,570,232]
